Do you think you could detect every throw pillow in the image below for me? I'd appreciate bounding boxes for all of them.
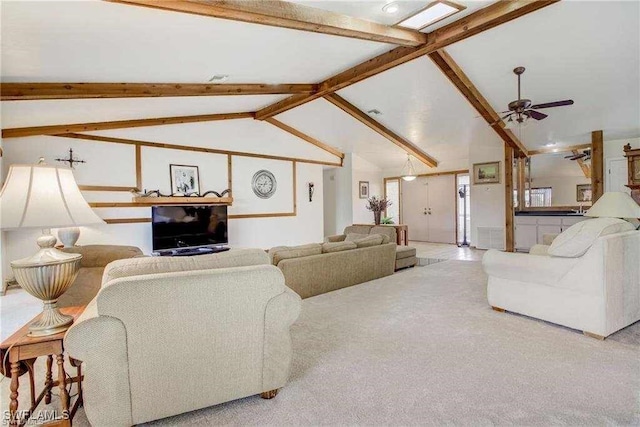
[272,243,322,265]
[322,241,357,253]
[548,218,635,258]
[345,233,370,242]
[354,234,384,248]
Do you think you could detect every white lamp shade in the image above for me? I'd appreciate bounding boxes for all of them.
[0,163,105,230]
[585,192,640,219]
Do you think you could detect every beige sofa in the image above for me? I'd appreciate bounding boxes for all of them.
[271,232,396,299]
[65,249,301,426]
[326,225,418,271]
[59,245,142,307]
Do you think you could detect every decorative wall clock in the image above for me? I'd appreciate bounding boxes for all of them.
[252,170,277,199]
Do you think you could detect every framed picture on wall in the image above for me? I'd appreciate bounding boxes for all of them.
[170,164,200,196]
[576,184,592,202]
[473,162,501,184]
[359,181,370,199]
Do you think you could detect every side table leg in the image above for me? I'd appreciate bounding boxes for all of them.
[45,355,53,404]
[56,354,69,419]
[9,361,20,427]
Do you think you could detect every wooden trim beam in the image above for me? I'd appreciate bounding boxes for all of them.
[255,0,559,120]
[2,112,254,139]
[53,132,342,167]
[382,169,469,181]
[428,49,528,156]
[104,218,152,224]
[591,130,604,203]
[573,150,591,179]
[1,83,318,101]
[108,0,427,47]
[135,145,143,190]
[324,93,438,168]
[505,145,515,252]
[265,118,344,160]
[528,143,591,156]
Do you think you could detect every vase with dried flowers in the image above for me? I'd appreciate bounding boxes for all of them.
[366,196,392,225]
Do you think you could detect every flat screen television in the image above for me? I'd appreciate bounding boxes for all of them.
[152,205,228,251]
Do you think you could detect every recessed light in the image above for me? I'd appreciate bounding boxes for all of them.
[382,2,399,14]
[544,142,557,147]
[397,1,464,30]
[367,109,382,116]
[208,74,229,83]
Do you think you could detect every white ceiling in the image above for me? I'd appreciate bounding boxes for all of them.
[1,0,639,172]
[447,0,640,149]
[289,0,492,31]
[0,0,391,82]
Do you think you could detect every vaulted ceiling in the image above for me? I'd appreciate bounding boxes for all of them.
[2,0,638,174]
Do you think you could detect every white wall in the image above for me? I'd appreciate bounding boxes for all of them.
[468,127,506,247]
[323,154,353,236]
[351,154,383,225]
[1,135,326,280]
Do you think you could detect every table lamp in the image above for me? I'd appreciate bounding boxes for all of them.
[0,159,105,336]
[585,191,640,228]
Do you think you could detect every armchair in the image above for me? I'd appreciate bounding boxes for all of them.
[64,249,301,426]
[483,221,640,339]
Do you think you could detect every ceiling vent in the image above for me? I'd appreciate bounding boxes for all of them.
[208,74,229,83]
[367,109,382,116]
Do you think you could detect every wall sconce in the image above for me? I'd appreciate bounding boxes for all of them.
[308,183,315,202]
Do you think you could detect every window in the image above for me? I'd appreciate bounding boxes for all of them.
[384,178,401,224]
[514,187,553,208]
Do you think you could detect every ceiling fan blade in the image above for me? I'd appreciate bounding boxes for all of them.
[525,110,548,120]
[530,100,574,109]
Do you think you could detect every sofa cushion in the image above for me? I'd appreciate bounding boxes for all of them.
[345,233,370,242]
[396,246,416,260]
[548,218,635,258]
[344,225,373,235]
[103,248,270,285]
[272,243,322,265]
[354,234,384,248]
[322,241,357,253]
[370,226,396,244]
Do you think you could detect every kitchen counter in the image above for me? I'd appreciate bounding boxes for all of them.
[515,211,585,217]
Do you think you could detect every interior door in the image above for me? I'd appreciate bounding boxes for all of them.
[425,174,456,244]
[607,158,629,193]
[401,177,428,241]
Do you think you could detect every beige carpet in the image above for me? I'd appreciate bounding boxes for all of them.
[5,260,640,425]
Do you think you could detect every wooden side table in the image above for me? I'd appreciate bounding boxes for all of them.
[1,306,85,426]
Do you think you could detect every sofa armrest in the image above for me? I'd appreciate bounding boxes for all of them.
[64,301,133,427]
[482,249,579,286]
[324,234,346,243]
[262,287,301,392]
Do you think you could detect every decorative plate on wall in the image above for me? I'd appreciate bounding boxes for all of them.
[252,170,277,199]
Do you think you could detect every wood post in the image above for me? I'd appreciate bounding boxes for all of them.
[591,130,604,203]
[505,145,515,252]
[517,157,526,210]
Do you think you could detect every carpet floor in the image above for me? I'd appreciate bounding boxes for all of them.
[5,260,640,425]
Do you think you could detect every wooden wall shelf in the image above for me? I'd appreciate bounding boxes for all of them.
[131,196,233,205]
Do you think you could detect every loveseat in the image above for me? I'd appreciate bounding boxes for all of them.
[271,232,396,298]
[326,225,417,270]
[483,218,640,339]
[65,249,301,426]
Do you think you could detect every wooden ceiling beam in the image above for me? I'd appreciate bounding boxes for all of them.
[324,93,438,168]
[572,149,591,179]
[528,143,591,156]
[255,0,559,120]
[2,112,253,138]
[107,0,427,46]
[428,49,528,156]
[265,118,344,160]
[1,82,318,101]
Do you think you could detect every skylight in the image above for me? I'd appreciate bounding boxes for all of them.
[397,1,464,30]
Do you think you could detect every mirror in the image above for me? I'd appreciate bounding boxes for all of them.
[522,149,592,209]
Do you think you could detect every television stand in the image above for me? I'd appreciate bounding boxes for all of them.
[154,247,230,257]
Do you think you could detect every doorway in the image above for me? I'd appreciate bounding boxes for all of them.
[456,174,470,246]
[401,174,456,243]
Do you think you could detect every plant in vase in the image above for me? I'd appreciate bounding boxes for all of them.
[366,196,392,225]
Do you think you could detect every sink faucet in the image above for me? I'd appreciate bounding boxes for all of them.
[572,203,586,215]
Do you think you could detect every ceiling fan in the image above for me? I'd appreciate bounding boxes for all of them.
[565,149,591,161]
[495,67,574,127]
